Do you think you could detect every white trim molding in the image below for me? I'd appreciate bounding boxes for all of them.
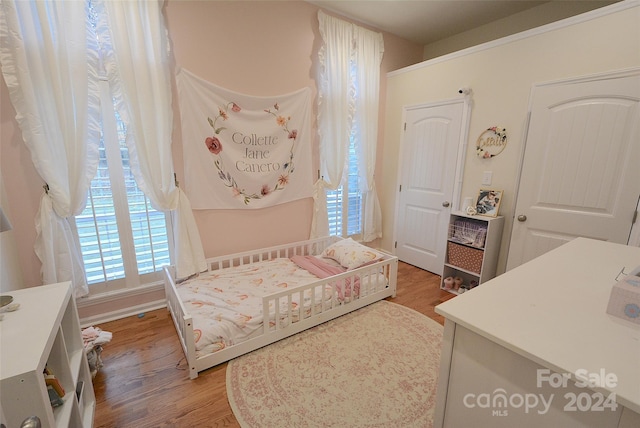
[388,0,639,78]
[76,280,166,326]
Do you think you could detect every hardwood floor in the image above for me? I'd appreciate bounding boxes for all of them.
[92,262,453,427]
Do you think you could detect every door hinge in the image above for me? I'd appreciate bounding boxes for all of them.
[404,122,406,131]
[395,241,397,248]
[399,184,402,192]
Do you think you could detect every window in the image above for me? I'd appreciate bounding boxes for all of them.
[327,137,362,238]
[73,1,172,293]
[74,81,171,293]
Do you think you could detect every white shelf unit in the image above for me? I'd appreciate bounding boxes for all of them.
[1,282,95,428]
[441,212,504,295]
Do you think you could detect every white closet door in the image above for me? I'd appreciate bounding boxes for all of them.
[395,101,463,275]
[507,71,640,270]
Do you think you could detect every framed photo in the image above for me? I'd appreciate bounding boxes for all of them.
[475,189,503,217]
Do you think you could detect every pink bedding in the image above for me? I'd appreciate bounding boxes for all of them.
[290,255,360,299]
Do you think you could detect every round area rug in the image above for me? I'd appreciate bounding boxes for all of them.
[226,300,443,427]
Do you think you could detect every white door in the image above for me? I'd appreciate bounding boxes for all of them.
[395,101,465,275]
[507,71,640,270]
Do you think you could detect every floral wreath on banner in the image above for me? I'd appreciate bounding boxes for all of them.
[476,126,507,159]
[204,102,297,205]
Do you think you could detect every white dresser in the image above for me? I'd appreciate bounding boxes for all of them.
[1,282,95,428]
[434,238,640,428]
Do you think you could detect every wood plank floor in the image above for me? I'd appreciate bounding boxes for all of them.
[92,262,453,427]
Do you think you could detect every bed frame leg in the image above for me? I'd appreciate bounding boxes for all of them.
[189,366,198,379]
[391,259,398,298]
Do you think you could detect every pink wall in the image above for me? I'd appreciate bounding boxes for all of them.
[0,73,43,288]
[0,0,423,289]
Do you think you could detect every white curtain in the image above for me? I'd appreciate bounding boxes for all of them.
[313,11,352,238]
[313,11,384,241]
[353,25,384,242]
[96,0,206,278]
[0,0,206,294]
[0,0,101,297]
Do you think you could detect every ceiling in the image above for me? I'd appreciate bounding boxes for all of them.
[308,0,618,46]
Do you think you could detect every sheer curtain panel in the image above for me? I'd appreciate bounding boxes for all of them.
[313,11,383,241]
[313,11,354,239]
[353,25,384,242]
[0,0,101,297]
[0,0,206,296]
[97,0,205,278]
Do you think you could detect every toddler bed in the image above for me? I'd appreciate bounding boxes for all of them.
[163,236,398,378]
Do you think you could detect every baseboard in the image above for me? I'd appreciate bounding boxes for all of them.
[79,299,167,327]
[77,282,167,327]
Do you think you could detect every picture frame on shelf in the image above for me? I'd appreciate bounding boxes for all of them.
[475,189,503,217]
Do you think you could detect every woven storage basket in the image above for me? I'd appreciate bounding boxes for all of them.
[447,242,483,274]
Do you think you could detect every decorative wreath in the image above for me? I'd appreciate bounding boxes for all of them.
[204,102,297,205]
[476,126,507,159]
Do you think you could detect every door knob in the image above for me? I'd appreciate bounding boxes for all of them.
[517,214,527,222]
[442,201,450,207]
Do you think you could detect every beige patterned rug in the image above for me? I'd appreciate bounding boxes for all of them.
[226,300,443,427]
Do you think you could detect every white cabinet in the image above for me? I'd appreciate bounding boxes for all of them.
[1,282,95,428]
[441,212,504,294]
[434,238,640,427]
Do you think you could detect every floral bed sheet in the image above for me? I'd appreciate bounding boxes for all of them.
[177,257,342,357]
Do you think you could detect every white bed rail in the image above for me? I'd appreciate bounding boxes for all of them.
[202,236,342,273]
[163,236,397,379]
[263,257,396,334]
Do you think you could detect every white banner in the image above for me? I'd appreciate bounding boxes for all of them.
[176,68,313,209]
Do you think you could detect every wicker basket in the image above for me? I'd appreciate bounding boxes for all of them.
[448,220,487,248]
[447,242,483,274]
